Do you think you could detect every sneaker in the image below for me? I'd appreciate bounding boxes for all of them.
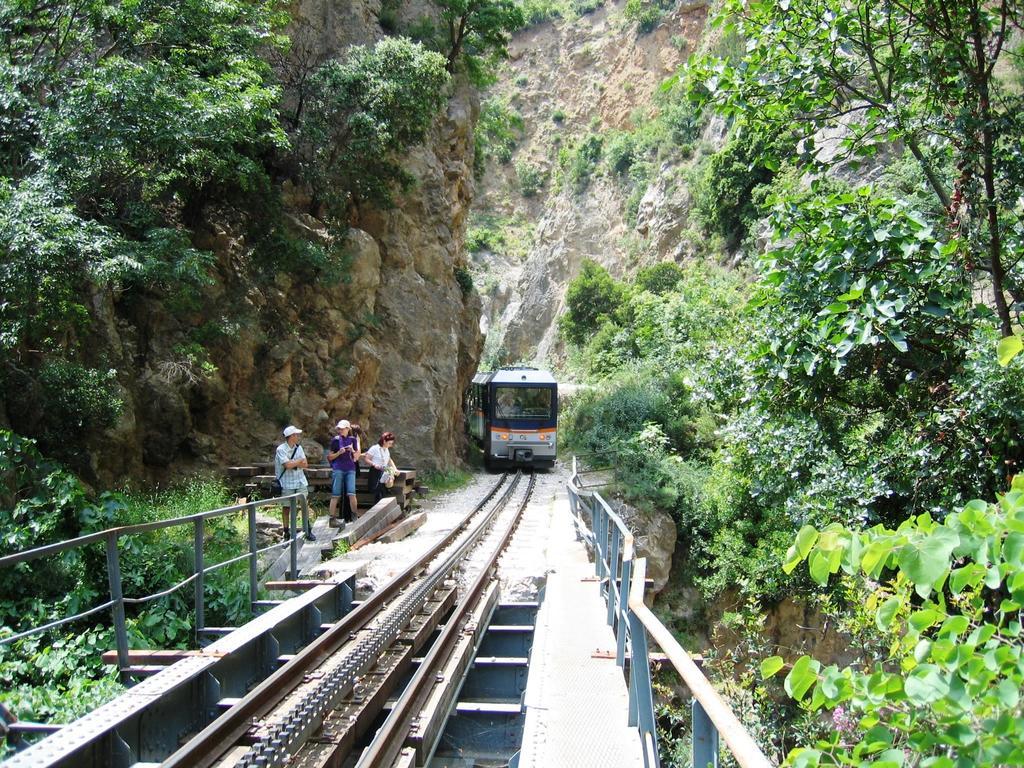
[329,517,342,528]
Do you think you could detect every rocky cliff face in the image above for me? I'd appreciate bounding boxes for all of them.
[37,5,484,485]
[472,0,709,366]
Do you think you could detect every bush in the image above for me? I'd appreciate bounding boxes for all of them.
[558,259,626,346]
[624,0,665,33]
[466,225,506,253]
[520,0,566,25]
[515,161,546,197]
[36,361,122,454]
[558,133,603,193]
[634,262,684,294]
[454,265,474,295]
[693,125,783,246]
[473,97,524,178]
[571,0,604,15]
[296,38,450,213]
[604,131,637,176]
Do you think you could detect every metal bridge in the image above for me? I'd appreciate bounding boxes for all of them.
[0,462,774,768]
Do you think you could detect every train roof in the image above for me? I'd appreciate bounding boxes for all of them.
[472,367,557,386]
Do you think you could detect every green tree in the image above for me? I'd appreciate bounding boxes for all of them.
[771,475,1024,767]
[559,260,627,347]
[296,38,450,214]
[634,262,684,295]
[692,0,1024,336]
[437,0,524,78]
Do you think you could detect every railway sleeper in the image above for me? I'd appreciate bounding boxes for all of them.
[403,581,502,766]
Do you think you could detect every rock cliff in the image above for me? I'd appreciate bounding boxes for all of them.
[12,4,484,485]
[472,0,709,366]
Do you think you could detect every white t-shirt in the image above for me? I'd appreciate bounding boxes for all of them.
[364,444,391,470]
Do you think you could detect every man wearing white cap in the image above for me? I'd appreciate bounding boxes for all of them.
[326,419,360,526]
[275,425,309,534]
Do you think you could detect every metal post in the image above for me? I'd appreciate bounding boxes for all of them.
[300,494,314,540]
[692,699,719,768]
[194,518,205,637]
[247,502,258,612]
[608,529,621,627]
[104,534,130,678]
[616,557,632,667]
[289,496,298,579]
[627,610,658,767]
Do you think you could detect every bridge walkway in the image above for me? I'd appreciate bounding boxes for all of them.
[508,471,644,768]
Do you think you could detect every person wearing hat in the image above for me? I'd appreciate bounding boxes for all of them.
[275,425,309,534]
[326,419,361,526]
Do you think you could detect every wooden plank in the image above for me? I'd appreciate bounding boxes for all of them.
[378,513,427,544]
[226,466,259,477]
[340,498,401,545]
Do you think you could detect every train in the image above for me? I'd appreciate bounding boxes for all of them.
[465,367,558,469]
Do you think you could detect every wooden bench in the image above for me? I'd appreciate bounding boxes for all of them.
[227,464,418,510]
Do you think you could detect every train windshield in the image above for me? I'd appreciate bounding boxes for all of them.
[494,386,553,419]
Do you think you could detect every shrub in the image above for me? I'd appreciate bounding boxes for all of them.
[571,0,604,15]
[454,265,474,295]
[559,133,603,193]
[693,124,783,246]
[36,361,122,454]
[624,0,664,33]
[558,259,626,346]
[634,262,684,294]
[296,38,450,213]
[604,131,637,176]
[473,97,524,178]
[520,0,566,25]
[515,161,546,197]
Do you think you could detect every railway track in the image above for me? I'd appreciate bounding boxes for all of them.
[162,469,535,768]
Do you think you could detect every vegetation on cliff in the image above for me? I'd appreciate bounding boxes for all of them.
[559,0,1024,764]
[0,0,522,746]
[0,0,527,475]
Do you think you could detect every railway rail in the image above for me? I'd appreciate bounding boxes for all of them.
[5,470,535,768]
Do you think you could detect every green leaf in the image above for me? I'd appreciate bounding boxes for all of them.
[808,549,831,585]
[904,664,949,705]
[897,528,959,587]
[760,655,785,679]
[997,334,1023,366]
[908,608,942,632]
[875,596,900,630]
[784,655,820,702]
[795,524,819,558]
[861,538,894,577]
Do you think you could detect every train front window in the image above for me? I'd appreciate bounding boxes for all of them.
[494,387,552,419]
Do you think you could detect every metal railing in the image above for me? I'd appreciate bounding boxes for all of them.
[568,457,774,768]
[0,492,315,677]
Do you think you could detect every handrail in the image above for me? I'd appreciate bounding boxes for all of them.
[629,559,774,768]
[0,492,315,677]
[568,456,775,768]
[0,493,303,570]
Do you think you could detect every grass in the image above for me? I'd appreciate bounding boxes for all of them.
[420,468,475,493]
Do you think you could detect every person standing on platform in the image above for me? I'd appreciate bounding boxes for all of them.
[364,431,398,505]
[275,425,308,535]
[327,419,360,525]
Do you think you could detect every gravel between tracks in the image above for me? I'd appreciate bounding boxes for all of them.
[313,461,572,601]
